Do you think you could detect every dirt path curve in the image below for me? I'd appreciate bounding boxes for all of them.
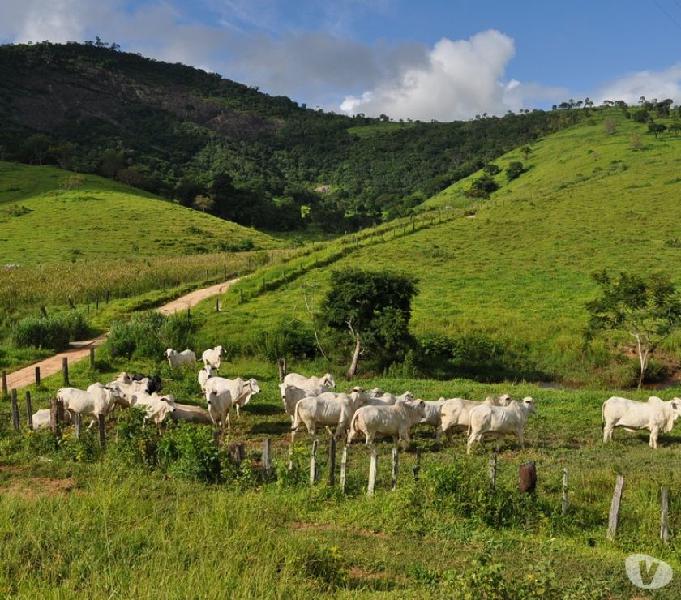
[5,277,240,391]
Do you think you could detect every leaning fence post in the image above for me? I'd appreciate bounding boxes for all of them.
[328,437,337,487]
[661,487,671,544]
[562,468,569,515]
[74,413,82,440]
[1,371,7,398]
[340,445,348,494]
[391,446,399,491]
[35,366,41,387]
[310,439,318,485]
[262,438,272,475]
[62,357,69,386]
[25,391,33,429]
[97,414,106,449]
[607,474,624,540]
[413,448,421,481]
[10,389,20,431]
[489,452,497,489]
[367,446,378,496]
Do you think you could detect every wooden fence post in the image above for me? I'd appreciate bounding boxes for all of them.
[413,448,421,481]
[607,474,624,540]
[327,437,337,486]
[35,366,41,387]
[277,358,287,383]
[62,357,69,386]
[661,487,671,544]
[340,445,348,494]
[228,443,245,466]
[213,429,221,449]
[489,453,497,489]
[74,413,82,440]
[391,446,399,491]
[89,347,95,369]
[50,398,63,438]
[367,446,378,496]
[25,391,33,429]
[1,371,7,398]
[310,439,319,485]
[10,389,20,431]
[262,438,272,475]
[519,461,537,493]
[98,414,106,449]
[562,468,569,515]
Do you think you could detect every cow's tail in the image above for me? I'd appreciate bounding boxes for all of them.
[601,400,606,432]
[348,410,360,441]
[291,400,302,431]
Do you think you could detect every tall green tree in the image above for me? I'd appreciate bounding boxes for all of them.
[585,271,681,388]
[318,269,418,378]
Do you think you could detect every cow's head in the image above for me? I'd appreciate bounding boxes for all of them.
[216,345,223,355]
[248,379,261,395]
[522,397,536,413]
[401,391,415,403]
[498,393,512,406]
[370,387,384,398]
[322,373,336,389]
[165,348,176,358]
[116,372,133,385]
[350,387,370,407]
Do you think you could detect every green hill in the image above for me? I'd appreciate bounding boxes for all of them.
[190,110,681,386]
[0,42,575,232]
[0,161,276,264]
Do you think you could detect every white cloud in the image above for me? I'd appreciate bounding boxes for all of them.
[596,64,681,104]
[340,30,565,120]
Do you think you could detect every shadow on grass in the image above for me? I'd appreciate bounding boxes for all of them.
[250,420,291,435]
[246,403,282,415]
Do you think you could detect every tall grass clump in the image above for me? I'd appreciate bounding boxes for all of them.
[106,312,195,360]
[12,310,91,351]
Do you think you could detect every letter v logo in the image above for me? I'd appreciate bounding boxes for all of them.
[625,554,673,590]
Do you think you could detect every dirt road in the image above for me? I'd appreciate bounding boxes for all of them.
[4,277,240,391]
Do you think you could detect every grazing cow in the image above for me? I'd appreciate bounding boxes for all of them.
[362,390,414,406]
[202,345,223,370]
[280,374,336,419]
[440,394,511,437]
[348,399,426,447]
[198,366,215,392]
[205,377,260,431]
[131,392,176,426]
[602,396,681,449]
[291,391,364,442]
[169,402,213,425]
[467,397,535,454]
[129,373,162,393]
[58,383,127,425]
[31,408,72,430]
[109,375,152,407]
[165,348,197,369]
[420,399,446,438]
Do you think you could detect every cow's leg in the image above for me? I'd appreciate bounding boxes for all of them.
[650,427,659,449]
[235,404,240,419]
[603,422,614,443]
[467,432,480,454]
[517,428,525,449]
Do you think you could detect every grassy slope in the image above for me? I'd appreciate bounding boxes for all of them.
[0,161,277,264]
[191,111,681,383]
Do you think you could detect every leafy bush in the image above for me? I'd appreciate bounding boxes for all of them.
[106,312,195,360]
[110,407,160,468]
[157,422,221,483]
[287,544,347,590]
[250,319,318,361]
[506,161,527,181]
[12,311,90,351]
[465,174,499,198]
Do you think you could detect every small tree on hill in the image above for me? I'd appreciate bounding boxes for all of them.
[466,174,499,199]
[585,271,681,388]
[648,122,667,138]
[318,269,418,378]
[506,161,526,182]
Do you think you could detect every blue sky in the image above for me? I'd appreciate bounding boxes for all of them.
[1,0,680,120]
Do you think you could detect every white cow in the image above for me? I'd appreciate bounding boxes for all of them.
[169,402,212,425]
[280,374,336,420]
[420,399,446,438]
[348,399,426,446]
[362,390,414,406]
[602,396,681,449]
[31,408,72,430]
[467,397,535,454]
[108,376,151,407]
[165,348,197,369]
[202,346,223,370]
[198,366,215,392]
[205,377,260,431]
[58,383,127,425]
[131,392,176,426]
[440,394,511,437]
[291,391,364,442]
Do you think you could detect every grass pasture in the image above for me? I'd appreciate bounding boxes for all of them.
[1,354,681,598]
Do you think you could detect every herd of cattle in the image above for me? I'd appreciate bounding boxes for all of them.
[29,345,681,452]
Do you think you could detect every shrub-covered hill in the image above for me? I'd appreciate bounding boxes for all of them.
[0,161,277,264]
[190,110,681,386]
[0,42,578,232]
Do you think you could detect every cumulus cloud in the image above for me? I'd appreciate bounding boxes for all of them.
[596,64,681,104]
[340,30,565,120]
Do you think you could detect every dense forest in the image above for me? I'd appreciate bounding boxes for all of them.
[0,41,584,232]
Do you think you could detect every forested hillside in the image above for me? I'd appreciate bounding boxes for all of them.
[0,42,579,232]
